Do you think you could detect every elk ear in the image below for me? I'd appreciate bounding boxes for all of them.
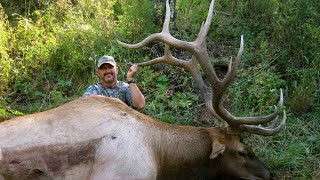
[210,140,225,159]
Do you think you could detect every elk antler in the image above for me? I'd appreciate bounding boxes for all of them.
[117,0,286,136]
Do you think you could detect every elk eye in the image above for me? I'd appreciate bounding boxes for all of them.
[238,151,246,157]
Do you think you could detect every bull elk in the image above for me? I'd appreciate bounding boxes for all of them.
[0,0,286,179]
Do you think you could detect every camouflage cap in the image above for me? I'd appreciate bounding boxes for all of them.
[97,55,116,68]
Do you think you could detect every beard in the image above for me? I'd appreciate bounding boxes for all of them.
[103,73,115,83]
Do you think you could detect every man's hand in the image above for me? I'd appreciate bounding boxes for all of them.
[127,64,138,81]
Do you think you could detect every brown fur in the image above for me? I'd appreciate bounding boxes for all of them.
[0,95,271,179]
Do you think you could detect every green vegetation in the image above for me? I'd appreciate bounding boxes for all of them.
[0,0,319,179]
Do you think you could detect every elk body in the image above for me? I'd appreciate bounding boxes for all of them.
[1,0,286,179]
[1,95,272,180]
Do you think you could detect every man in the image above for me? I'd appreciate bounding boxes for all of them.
[83,55,145,110]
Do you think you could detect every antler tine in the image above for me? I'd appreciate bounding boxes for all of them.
[163,0,170,33]
[197,0,215,43]
[240,111,286,136]
[221,35,244,93]
[116,33,166,49]
[219,89,284,127]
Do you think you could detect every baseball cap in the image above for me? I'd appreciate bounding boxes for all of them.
[97,55,116,68]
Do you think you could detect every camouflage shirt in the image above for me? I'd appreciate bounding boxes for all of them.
[83,81,133,107]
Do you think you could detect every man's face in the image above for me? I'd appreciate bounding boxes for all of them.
[97,63,118,85]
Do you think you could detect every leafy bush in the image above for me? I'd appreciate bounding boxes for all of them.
[139,66,199,124]
[0,4,11,99]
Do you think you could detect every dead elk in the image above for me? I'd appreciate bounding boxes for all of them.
[0,96,284,179]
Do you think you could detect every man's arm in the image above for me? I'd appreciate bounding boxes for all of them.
[128,83,145,110]
[127,64,145,110]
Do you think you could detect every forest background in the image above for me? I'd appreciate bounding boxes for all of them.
[0,0,319,179]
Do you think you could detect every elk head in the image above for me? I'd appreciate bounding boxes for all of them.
[206,128,274,179]
[118,0,286,179]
